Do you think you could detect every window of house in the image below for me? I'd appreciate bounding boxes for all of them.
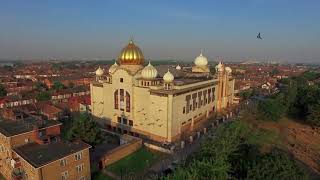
[120,89,124,111]
[117,117,121,124]
[60,159,67,167]
[122,118,128,125]
[120,78,124,83]
[208,89,212,103]
[76,164,84,173]
[61,171,69,180]
[186,95,191,114]
[129,120,133,126]
[114,90,119,109]
[212,87,215,101]
[75,152,82,161]
[125,91,130,112]
[183,107,186,114]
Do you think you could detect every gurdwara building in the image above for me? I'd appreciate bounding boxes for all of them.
[90,40,235,142]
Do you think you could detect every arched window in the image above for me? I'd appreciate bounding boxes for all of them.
[120,89,124,111]
[114,90,119,109]
[126,91,130,112]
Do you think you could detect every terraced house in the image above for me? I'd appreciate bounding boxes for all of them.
[0,118,91,180]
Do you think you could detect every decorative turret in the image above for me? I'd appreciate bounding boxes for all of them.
[176,64,182,70]
[192,50,210,73]
[215,61,224,72]
[163,69,174,83]
[141,61,158,79]
[108,61,118,74]
[225,66,232,74]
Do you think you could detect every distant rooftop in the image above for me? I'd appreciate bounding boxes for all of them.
[14,141,90,168]
[0,118,61,137]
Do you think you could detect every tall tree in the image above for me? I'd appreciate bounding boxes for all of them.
[307,103,320,127]
[52,81,65,90]
[68,113,104,146]
[36,92,51,101]
[247,149,307,180]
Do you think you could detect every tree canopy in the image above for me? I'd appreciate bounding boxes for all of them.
[52,81,66,90]
[166,121,307,180]
[67,113,104,146]
[36,91,51,101]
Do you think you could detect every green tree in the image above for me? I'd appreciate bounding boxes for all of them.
[247,149,308,180]
[270,68,280,76]
[257,98,285,121]
[167,121,250,180]
[52,81,65,90]
[306,103,320,127]
[239,89,254,100]
[36,92,51,101]
[68,113,104,146]
[0,85,7,97]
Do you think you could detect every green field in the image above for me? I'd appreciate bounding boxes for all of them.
[92,171,114,180]
[106,147,163,177]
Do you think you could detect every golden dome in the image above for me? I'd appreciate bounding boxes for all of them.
[118,40,144,65]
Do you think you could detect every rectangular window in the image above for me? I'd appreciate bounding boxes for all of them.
[75,152,82,161]
[61,171,68,180]
[114,90,119,109]
[198,92,202,107]
[125,92,130,112]
[185,95,191,114]
[192,93,197,111]
[212,87,215,102]
[123,118,128,125]
[117,117,121,124]
[76,164,84,173]
[60,159,67,167]
[208,89,212,103]
[120,78,123,83]
[183,107,186,114]
[203,90,208,105]
[129,120,133,126]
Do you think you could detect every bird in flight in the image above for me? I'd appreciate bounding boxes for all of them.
[257,32,262,39]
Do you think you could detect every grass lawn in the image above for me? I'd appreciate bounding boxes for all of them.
[92,171,114,180]
[106,147,163,177]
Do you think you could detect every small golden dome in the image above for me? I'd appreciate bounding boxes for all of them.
[118,40,144,65]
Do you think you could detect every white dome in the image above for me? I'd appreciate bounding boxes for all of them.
[176,65,182,70]
[194,52,208,66]
[141,61,158,79]
[163,69,174,83]
[225,66,232,73]
[108,61,118,74]
[215,61,224,72]
[95,66,104,76]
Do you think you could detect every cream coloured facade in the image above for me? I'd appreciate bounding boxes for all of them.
[91,40,235,142]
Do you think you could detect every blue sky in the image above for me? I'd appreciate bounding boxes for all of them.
[0,0,319,62]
